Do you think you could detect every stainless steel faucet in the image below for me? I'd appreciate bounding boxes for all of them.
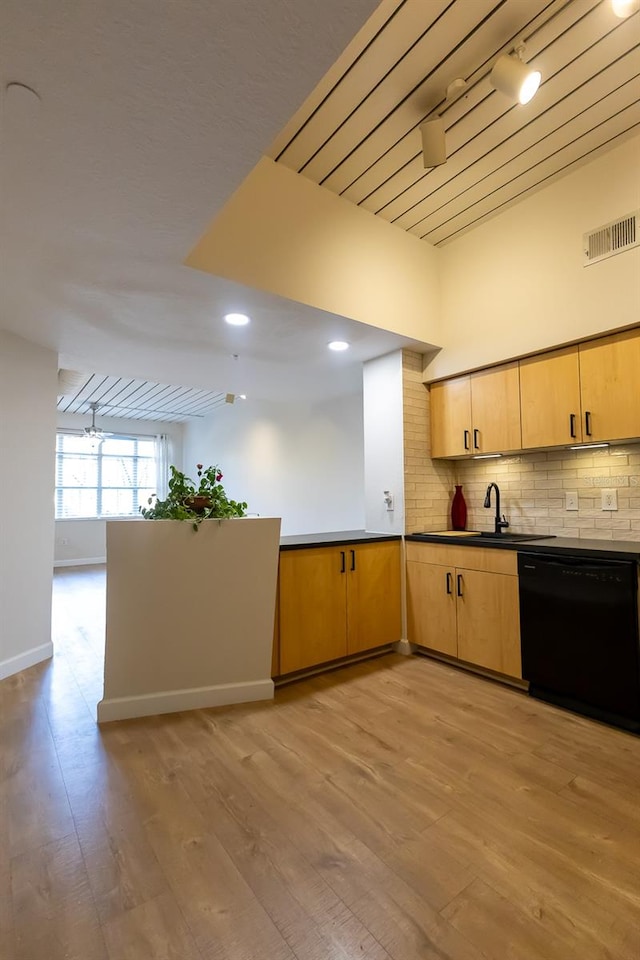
[484,482,510,535]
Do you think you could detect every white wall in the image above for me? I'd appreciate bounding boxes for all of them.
[363,352,405,534]
[0,331,57,680]
[429,133,640,379]
[187,157,442,345]
[54,412,184,565]
[183,392,365,536]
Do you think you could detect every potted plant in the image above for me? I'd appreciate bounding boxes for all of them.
[140,463,248,530]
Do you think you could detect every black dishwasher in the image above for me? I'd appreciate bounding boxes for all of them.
[518,553,640,732]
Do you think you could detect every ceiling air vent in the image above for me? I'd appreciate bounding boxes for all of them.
[583,211,639,266]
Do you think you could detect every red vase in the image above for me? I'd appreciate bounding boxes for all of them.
[451,485,467,531]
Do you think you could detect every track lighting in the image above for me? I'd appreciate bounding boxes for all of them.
[611,0,639,16]
[418,79,466,168]
[490,43,541,105]
[420,117,447,168]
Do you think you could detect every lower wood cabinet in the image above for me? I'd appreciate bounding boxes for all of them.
[406,542,522,679]
[278,540,402,674]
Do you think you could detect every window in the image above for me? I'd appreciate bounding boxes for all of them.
[55,433,158,519]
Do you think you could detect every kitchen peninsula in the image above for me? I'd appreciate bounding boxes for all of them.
[275,530,402,678]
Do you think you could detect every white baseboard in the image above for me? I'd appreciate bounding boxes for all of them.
[393,638,414,656]
[97,678,274,723]
[0,642,53,682]
[54,557,106,568]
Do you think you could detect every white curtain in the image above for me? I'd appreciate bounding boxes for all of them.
[154,434,169,499]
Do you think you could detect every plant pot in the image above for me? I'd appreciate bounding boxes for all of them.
[185,495,211,513]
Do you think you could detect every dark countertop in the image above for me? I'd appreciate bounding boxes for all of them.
[406,532,640,562]
[280,529,402,551]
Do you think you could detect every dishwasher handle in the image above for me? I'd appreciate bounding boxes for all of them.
[518,552,635,571]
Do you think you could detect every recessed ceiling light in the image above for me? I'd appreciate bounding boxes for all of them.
[238,394,247,400]
[328,340,349,352]
[224,313,250,326]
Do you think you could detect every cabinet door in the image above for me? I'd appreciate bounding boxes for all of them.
[279,548,347,673]
[456,568,521,678]
[579,329,640,442]
[406,560,457,656]
[430,376,472,458]
[347,541,402,654]
[519,347,583,448]
[471,363,522,454]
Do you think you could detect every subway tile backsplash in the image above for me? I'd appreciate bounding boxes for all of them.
[455,444,640,541]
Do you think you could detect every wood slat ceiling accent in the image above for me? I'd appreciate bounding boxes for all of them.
[57,374,231,422]
[268,0,640,246]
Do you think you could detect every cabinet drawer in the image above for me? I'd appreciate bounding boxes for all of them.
[406,541,517,576]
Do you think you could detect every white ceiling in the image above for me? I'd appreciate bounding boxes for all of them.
[2,1,638,413]
[2,0,422,406]
[270,0,640,245]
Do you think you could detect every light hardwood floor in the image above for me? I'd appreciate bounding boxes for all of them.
[1,565,639,959]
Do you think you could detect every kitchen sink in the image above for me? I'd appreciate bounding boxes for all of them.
[477,532,556,542]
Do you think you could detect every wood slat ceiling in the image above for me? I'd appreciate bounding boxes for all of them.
[268,0,640,246]
[57,374,233,422]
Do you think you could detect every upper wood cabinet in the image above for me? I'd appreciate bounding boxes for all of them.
[432,326,640,458]
[520,346,583,448]
[430,376,471,458]
[430,362,522,458]
[519,328,640,449]
[579,329,640,443]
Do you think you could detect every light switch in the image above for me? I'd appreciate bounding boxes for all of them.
[565,491,578,511]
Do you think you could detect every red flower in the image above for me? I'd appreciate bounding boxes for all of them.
[196,463,203,470]
[216,472,223,482]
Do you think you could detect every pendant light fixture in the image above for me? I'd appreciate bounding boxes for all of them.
[83,402,111,442]
[490,43,541,105]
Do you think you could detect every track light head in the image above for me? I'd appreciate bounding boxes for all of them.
[420,117,447,168]
[490,45,541,104]
[611,0,640,16]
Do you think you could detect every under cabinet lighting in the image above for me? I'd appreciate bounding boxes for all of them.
[472,454,502,459]
[568,443,609,450]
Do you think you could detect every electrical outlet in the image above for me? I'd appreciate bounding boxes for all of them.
[383,490,394,512]
[61,537,69,545]
[565,491,578,511]
[601,489,618,511]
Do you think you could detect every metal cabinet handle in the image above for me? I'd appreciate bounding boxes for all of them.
[350,549,356,572]
[464,429,470,451]
[569,413,576,439]
[473,428,480,450]
[456,574,463,597]
[446,572,453,594]
[340,551,346,573]
[585,411,592,436]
